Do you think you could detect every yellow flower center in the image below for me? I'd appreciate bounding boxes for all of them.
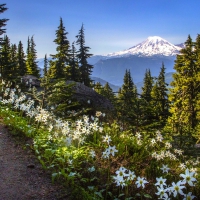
[174,186,179,191]
[186,176,191,181]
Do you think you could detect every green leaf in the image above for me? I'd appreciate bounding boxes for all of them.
[88,186,94,191]
[51,172,58,183]
[118,193,125,197]
[94,192,103,198]
[35,149,39,154]
[52,172,58,177]
[143,194,152,198]
[108,192,113,197]
[80,178,89,183]
[90,177,98,181]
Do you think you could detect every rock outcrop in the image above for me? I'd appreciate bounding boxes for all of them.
[20,76,114,111]
[21,75,40,87]
[67,81,114,111]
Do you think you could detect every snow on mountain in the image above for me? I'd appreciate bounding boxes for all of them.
[106,36,182,58]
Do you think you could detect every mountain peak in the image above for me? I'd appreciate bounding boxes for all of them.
[147,36,165,41]
[107,36,182,57]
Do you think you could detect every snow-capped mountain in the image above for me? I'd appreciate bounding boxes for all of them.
[90,36,183,86]
[106,36,182,57]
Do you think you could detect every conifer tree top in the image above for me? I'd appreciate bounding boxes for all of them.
[0,4,8,42]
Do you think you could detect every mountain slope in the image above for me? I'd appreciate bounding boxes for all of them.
[135,72,174,94]
[91,77,120,92]
[92,55,176,85]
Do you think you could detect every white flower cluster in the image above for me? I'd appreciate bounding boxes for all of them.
[102,145,118,159]
[152,150,177,161]
[149,131,166,147]
[155,166,197,199]
[112,163,197,198]
[35,108,50,123]
[149,131,185,162]
[0,82,105,146]
[102,134,118,159]
[113,166,148,189]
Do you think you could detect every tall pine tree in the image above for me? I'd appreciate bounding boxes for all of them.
[1,35,11,79]
[140,69,154,129]
[43,54,48,77]
[102,82,116,106]
[10,43,18,78]
[141,69,154,102]
[151,63,169,128]
[194,34,200,144]
[117,69,138,127]
[48,18,71,79]
[69,42,79,81]
[17,41,26,76]
[26,36,40,77]
[156,63,169,121]
[0,4,8,77]
[94,82,103,95]
[167,35,200,148]
[76,24,93,86]
[0,4,8,47]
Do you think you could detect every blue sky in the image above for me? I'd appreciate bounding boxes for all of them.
[2,0,200,58]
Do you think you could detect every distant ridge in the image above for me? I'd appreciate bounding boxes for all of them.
[91,77,120,92]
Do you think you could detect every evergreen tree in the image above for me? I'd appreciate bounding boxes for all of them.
[167,35,199,148]
[117,87,122,97]
[1,35,11,79]
[141,69,154,102]
[0,4,8,47]
[102,82,116,106]
[46,79,78,118]
[43,54,48,77]
[140,69,154,129]
[17,41,26,76]
[26,36,40,77]
[30,36,39,77]
[117,69,138,127]
[49,18,71,79]
[25,36,31,75]
[151,63,169,128]
[94,82,103,95]
[194,34,200,144]
[27,36,30,55]
[69,42,79,81]
[151,81,160,116]
[76,24,93,86]
[10,44,18,77]
[0,4,8,77]
[156,63,169,120]
[120,69,136,99]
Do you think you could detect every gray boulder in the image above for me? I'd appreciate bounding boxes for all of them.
[21,75,40,87]
[67,81,114,111]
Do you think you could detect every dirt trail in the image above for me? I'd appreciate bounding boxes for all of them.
[0,124,67,200]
